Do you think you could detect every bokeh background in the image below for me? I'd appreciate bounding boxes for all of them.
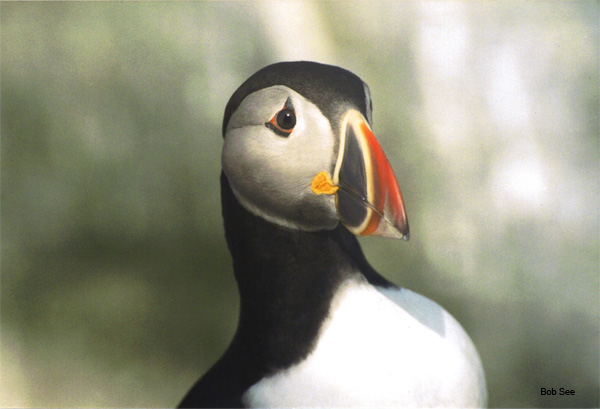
[2,2,598,408]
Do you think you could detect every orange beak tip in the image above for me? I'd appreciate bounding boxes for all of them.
[335,110,409,241]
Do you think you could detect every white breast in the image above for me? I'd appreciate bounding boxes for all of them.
[243,277,487,408]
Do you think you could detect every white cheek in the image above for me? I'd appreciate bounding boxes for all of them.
[222,86,341,231]
[223,126,280,182]
[222,124,338,231]
[288,111,334,172]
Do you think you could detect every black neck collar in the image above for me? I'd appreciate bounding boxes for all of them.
[221,170,394,369]
[178,173,393,408]
[220,171,393,313]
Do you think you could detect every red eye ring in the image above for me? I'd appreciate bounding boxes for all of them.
[268,108,296,133]
[266,106,296,137]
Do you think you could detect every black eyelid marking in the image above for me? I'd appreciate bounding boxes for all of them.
[265,121,292,137]
[284,97,294,111]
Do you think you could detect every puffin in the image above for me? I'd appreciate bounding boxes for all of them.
[178,61,487,408]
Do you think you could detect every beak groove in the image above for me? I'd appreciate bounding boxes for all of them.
[333,110,409,240]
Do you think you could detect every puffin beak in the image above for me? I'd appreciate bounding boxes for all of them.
[331,110,409,240]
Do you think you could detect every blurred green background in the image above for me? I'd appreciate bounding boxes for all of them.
[2,2,598,408]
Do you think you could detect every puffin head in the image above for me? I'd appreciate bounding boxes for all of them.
[221,61,409,240]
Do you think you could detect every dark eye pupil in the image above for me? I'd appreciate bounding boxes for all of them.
[276,109,296,130]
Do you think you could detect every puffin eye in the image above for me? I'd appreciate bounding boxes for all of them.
[265,99,296,137]
[276,109,296,130]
